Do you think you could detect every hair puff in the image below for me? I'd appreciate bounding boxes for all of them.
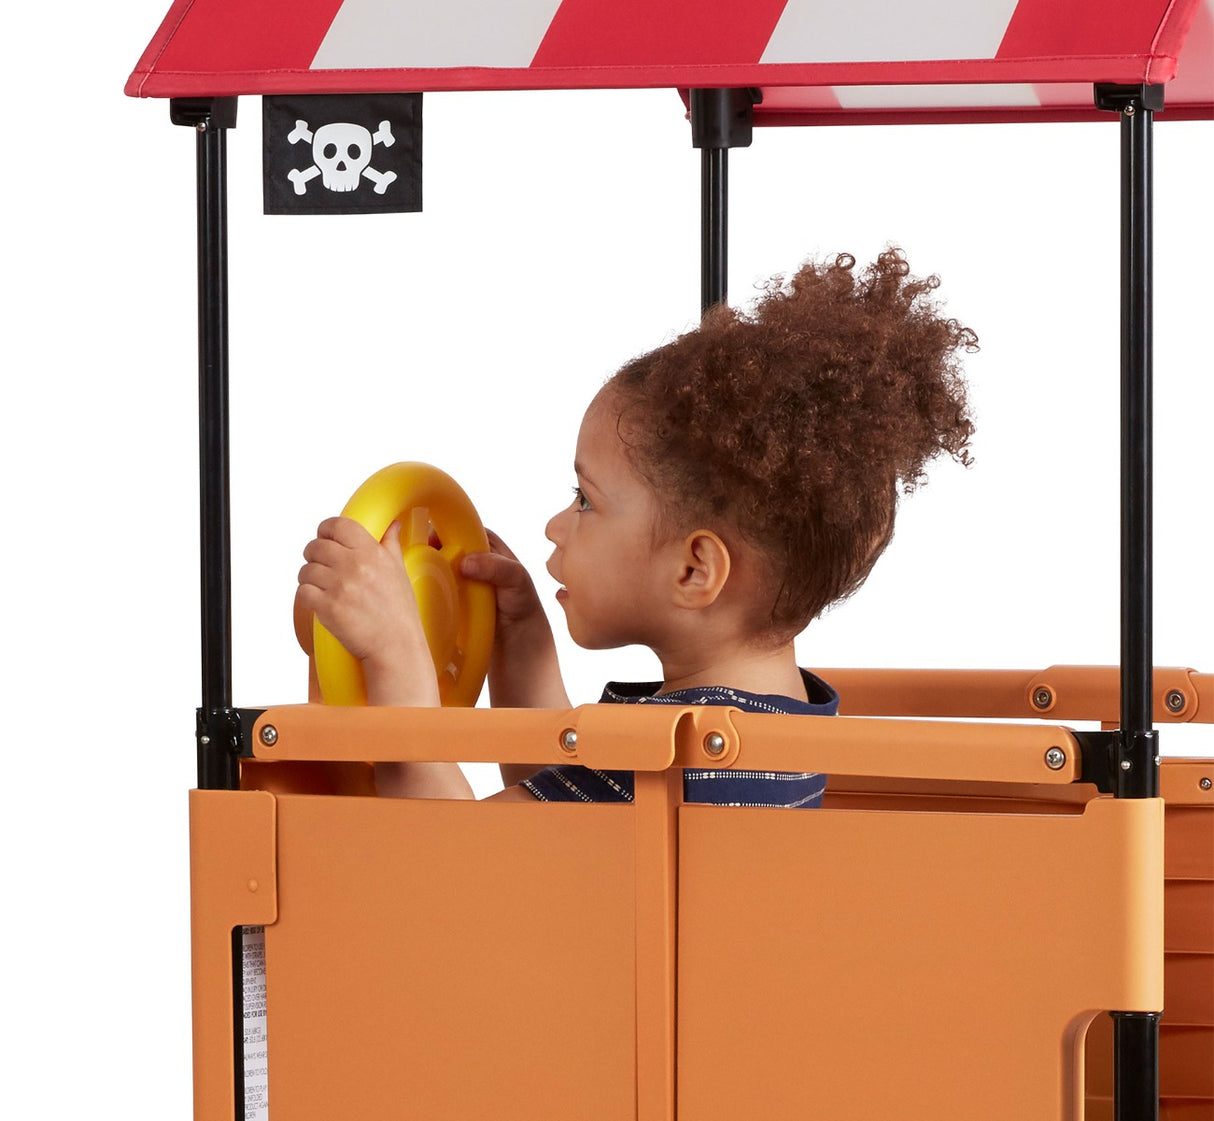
[608,248,977,635]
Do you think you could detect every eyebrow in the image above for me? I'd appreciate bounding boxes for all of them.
[573,460,595,489]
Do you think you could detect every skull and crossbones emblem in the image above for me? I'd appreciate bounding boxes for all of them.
[287,119,398,196]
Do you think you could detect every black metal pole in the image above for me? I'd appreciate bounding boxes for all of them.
[1115,90,1159,800]
[172,98,241,793]
[196,115,233,768]
[701,146,727,313]
[689,89,758,314]
[1095,80,1164,1121]
[171,96,244,1121]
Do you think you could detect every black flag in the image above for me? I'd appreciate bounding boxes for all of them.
[263,93,422,215]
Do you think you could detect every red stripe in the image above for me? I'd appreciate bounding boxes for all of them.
[996,0,1177,61]
[155,0,345,74]
[531,0,790,67]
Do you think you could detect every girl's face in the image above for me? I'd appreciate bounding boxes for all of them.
[545,392,682,651]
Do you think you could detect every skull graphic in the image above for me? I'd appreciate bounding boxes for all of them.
[287,118,398,197]
[312,123,373,192]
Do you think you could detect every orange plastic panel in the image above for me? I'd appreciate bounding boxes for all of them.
[189,791,277,1121]
[678,796,1163,1121]
[633,770,682,1121]
[263,796,640,1120]
[1086,759,1214,1119]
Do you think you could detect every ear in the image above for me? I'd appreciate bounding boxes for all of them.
[672,529,732,610]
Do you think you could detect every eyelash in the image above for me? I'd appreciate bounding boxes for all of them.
[572,486,591,512]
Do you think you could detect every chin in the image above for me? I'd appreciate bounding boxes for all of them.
[564,619,620,652]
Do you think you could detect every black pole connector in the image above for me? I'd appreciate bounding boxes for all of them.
[1112,1012,1162,1120]
[689,88,760,150]
[689,89,760,314]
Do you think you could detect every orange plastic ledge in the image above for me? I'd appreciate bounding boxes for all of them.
[820,665,1211,724]
[253,704,1081,785]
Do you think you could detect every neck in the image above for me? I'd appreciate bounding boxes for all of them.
[657,639,806,700]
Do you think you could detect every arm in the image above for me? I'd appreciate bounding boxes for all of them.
[296,516,472,799]
[460,530,570,788]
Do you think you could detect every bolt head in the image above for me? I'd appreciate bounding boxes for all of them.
[1165,689,1186,713]
[1044,747,1067,770]
[560,728,578,752]
[1032,687,1053,710]
[1120,759,1132,771]
[1200,777,1212,791]
[259,724,278,747]
[704,733,726,756]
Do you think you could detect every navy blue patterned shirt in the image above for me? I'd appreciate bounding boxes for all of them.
[521,670,837,807]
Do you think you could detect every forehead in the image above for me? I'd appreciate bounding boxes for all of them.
[575,392,643,488]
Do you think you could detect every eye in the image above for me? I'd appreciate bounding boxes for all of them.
[572,486,592,512]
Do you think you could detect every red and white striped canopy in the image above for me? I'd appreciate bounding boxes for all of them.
[128,0,1213,123]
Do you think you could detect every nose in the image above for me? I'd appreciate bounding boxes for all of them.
[545,505,570,547]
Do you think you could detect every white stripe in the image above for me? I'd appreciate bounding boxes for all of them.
[312,0,565,70]
[834,82,1040,109]
[761,0,1021,65]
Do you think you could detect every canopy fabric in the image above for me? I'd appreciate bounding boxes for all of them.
[127,0,1213,123]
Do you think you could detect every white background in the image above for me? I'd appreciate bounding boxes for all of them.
[3,2,1211,1115]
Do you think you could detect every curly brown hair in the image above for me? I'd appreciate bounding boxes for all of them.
[608,248,977,637]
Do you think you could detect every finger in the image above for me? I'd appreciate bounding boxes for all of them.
[483,529,520,561]
[317,516,377,548]
[302,537,349,567]
[297,560,337,592]
[381,520,403,553]
[460,550,528,587]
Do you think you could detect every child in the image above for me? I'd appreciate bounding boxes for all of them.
[296,249,977,803]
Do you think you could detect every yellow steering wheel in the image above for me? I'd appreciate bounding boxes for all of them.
[313,462,496,707]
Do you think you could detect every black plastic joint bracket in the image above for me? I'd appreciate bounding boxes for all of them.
[690,88,761,149]
[1074,730,1118,793]
[1114,729,1161,799]
[1076,729,1162,796]
[195,706,265,789]
[170,97,239,130]
[1093,83,1165,114]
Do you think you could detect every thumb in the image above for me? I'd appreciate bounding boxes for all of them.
[381,520,403,554]
[460,550,522,587]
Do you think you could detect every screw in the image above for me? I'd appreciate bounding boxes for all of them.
[1044,747,1067,770]
[1121,759,1132,771]
[1124,103,1136,116]
[199,735,211,746]
[1032,687,1054,710]
[704,733,727,756]
[560,728,578,753]
[1165,689,1186,713]
[260,725,278,747]
[1200,777,1212,791]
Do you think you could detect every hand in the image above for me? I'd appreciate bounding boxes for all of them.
[459,530,569,709]
[297,517,421,662]
[459,530,546,631]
